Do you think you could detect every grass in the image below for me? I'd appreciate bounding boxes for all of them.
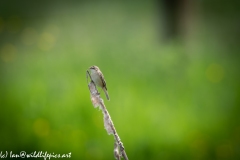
[0,1,240,159]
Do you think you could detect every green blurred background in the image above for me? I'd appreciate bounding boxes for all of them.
[0,0,240,159]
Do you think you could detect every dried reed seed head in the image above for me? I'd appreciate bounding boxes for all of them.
[91,95,100,108]
[114,142,120,160]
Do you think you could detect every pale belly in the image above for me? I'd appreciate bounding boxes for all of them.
[91,70,102,87]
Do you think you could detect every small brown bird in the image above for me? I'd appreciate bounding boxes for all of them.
[89,65,110,100]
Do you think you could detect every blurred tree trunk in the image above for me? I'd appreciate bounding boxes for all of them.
[159,0,197,41]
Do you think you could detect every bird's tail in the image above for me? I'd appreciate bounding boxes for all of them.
[103,87,110,100]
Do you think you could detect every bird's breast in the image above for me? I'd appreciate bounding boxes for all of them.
[91,71,102,87]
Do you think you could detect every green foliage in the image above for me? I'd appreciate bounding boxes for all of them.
[0,1,240,160]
